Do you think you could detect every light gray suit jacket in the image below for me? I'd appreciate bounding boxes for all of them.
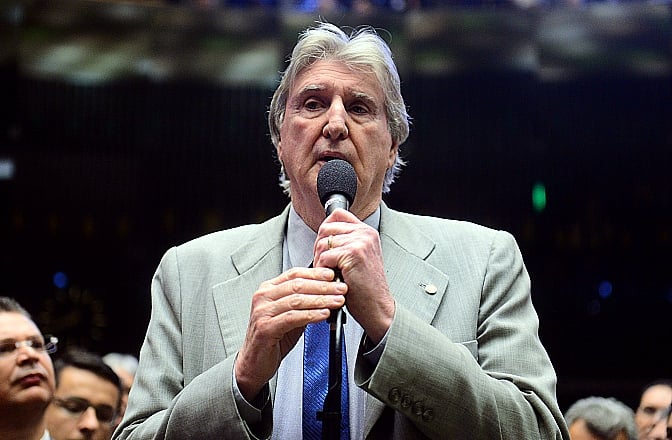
[114,203,569,439]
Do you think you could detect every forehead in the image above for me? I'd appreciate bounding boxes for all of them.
[568,419,601,440]
[0,312,40,339]
[642,385,672,404]
[57,366,120,404]
[291,61,383,100]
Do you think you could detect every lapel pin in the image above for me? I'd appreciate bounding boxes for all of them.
[419,282,438,295]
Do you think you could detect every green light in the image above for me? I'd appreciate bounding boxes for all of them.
[532,183,546,213]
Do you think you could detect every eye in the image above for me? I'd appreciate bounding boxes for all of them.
[61,398,90,413]
[95,406,116,423]
[28,337,45,351]
[0,342,15,354]
[304,98,324,111]
[349,103,369,115]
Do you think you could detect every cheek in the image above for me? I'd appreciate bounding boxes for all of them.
[46,407,62,425]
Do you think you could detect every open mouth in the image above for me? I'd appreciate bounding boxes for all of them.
[319,154,346,163]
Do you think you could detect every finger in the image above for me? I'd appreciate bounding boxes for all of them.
[250,294,344,338]
[256,277,347,306]
[324,208,359,223]
[265,267,335,286]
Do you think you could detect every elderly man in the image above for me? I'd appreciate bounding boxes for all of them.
[565,396,638,440]
[115,22,568,439]
[0,296,57,440]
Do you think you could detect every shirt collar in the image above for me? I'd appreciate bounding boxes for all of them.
[285,204,381,269]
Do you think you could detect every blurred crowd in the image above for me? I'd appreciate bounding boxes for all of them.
[2,294,670,439]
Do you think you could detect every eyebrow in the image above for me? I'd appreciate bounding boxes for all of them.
[352,91,380,113]
[0,335,40,342]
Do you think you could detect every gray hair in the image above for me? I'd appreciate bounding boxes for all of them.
[0,296,31,318]
[103,352,139,376]
[268,21,410,195]
[565,396,638,440]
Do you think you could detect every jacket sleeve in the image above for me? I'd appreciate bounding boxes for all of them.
[355,230,569,439]
[112,247,272,440]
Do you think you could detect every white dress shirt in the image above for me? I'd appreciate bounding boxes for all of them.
[234,205,384,440]
[271,206,381,440]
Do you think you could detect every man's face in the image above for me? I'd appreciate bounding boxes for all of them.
[636,385,672,440]
[111,367,134,424]
[0,311,55,412]
[45,366,120,440]
[277,60,398,229]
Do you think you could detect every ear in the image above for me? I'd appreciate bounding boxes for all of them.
[276,140,283,161]
[387,141,399,169]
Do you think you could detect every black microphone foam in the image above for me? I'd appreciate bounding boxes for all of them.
[317,159,358,208]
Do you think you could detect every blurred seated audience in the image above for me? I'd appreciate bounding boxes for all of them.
[565,396,638,440]
[635,379,672,440]
[102,352,138,423]
[0,296,57,440]
[46,349,122,440]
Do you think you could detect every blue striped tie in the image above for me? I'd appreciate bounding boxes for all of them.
[302,319,350,439]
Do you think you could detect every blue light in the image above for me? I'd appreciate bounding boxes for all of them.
[53,272,68,289]
[598,281,613,299]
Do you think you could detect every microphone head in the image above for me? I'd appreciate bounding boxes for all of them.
[317,159,358,206]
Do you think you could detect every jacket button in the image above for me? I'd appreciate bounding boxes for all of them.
[422,409,435,422]
[401,394,412,408]
[412,401,424,416]
[388,388,401,404]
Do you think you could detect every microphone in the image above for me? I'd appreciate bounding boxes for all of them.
[315,159,357,439]
[317,159,357,216]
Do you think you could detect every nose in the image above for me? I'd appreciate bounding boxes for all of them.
[16,345,40,365]
[78,406,101,431]
[647,416,670,440]
[322,99,349,140]
[646,423,668,440]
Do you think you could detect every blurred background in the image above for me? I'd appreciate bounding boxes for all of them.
[1,0,670,414]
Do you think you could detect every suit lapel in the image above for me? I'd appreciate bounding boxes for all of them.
[210,202,449,435]
[211,206,289,396]
[363,203,449,436]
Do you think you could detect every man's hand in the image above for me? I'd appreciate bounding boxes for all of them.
[313,209,395,344]
[235,267,347,401]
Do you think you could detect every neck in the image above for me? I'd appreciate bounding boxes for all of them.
[0,408,47,440]
[292,198,381,232]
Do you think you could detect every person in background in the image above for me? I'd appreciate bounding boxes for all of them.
[46,349,122,440]
[565,397,637,440]
[103,353,138,424]
[0,296,57,440]
[565,396,638,440]
[635,379,672,440]
[114,21,567,439]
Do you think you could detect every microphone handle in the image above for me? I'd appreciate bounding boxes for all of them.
[324,192,348,322]
[319,193,349,439]
[324,194,350,216]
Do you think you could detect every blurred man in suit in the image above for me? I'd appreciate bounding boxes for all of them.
[565,396,637,440]
[635,380,672,440]
[46,349,122,440]
[0,296,57,440]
